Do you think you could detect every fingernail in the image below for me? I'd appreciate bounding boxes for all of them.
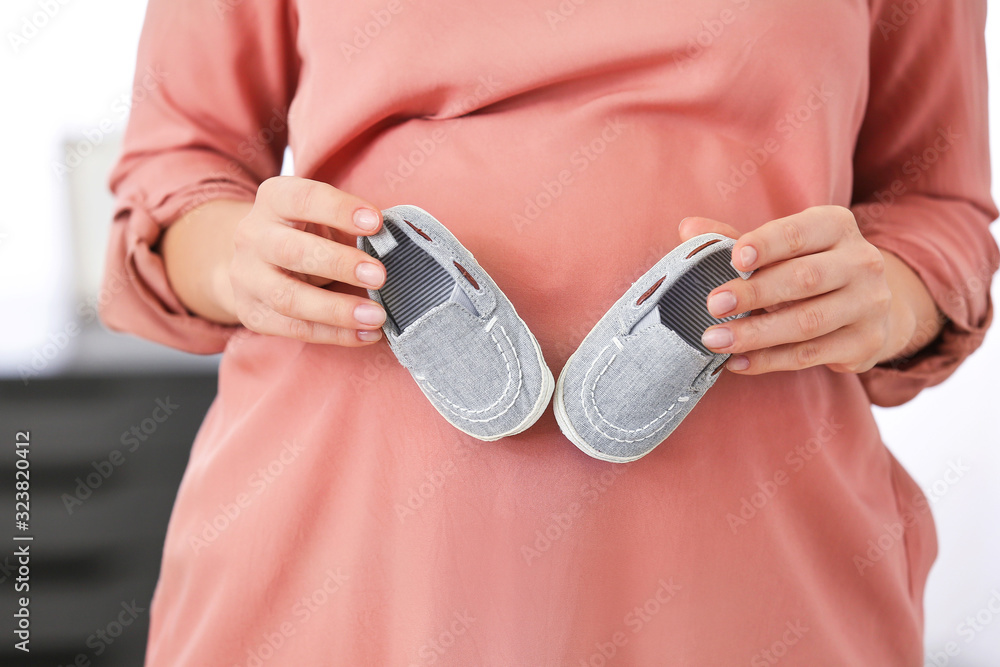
[701,327,733,350]
[355,262,385,288]
[354,208,380,232]
[707,291,737,317]
[739,245,758,270]
[354,303,385,326]
[357,329,382,342]
[728,355,750,371]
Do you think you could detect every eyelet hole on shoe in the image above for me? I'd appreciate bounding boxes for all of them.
[686,239,721,259]
[404,220,433,242]
[636,276,666,306]
[691,356,728,391]
[453,261,479,290]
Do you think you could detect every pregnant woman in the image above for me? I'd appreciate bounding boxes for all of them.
[101,0,997,664]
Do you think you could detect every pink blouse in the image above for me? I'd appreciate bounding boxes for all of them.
[101,0,998,664]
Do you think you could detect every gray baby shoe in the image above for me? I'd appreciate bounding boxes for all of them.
[554,234,753,462]
[359,205,554,441]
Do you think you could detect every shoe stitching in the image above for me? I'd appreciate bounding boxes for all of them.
[404,219,433,242]
[635,276,666,306]
[440,247,492,318]
[579,343,688,443]
[397,216,492,316]
[453,261,480,290]
[685,239,721,259]
[419,324,524,423]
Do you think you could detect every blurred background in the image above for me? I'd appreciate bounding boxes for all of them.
[0,1,998,665]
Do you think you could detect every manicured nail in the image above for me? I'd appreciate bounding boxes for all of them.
[354,208,380,232]
[739,245,758,270]
[355,262,385,288]
[701,327,733,350]
[707,291,737,317]
[728,355,750,371]
[357,329,382,342]
[354,303,385,326]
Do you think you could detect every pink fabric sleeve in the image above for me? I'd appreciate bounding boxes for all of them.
[99,0,299,353]
[851,0,999,407]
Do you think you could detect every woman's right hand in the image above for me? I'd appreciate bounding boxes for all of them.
[228,176,388,346]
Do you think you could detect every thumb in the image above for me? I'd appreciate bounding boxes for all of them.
[678,216,740,242]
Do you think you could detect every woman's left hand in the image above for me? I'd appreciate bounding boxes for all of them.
[680,205,939,375]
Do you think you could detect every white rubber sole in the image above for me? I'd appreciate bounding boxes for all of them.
[464,327,555,442]
[552,353,648,463]
[375,205,555,442]
[411,305,555,442]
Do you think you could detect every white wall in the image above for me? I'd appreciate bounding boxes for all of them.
[0,1,998,663]
[875,6,1000,664]
[0,0,148,372]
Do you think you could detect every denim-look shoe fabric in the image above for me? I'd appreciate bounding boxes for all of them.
[359,205,554,442]
[554,234,753,462]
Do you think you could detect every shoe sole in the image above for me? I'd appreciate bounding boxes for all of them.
[553,234,748,462]
[376,206,555,442]
[553,341,647,463]
[433,322,555,442]
[483,331,555,441]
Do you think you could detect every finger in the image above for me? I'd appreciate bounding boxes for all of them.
[246,306,383,347]
[678,216,740,242]
[259,268,387,330]
[262,225,386,289]
[731,205,858,272]
[762,300,798,313]
[257,176,383,236]
[724,325,875,375]
[701,290,866,354]
[706,250,852,317]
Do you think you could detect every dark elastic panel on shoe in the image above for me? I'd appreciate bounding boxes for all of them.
[376,221,456,332]
[658,248,742,355]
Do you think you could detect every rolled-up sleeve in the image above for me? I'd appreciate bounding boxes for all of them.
[850,0,999,407]
[99,0,299,353]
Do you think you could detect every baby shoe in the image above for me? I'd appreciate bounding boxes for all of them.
[359,205,554,441]
[553,234,753,462]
